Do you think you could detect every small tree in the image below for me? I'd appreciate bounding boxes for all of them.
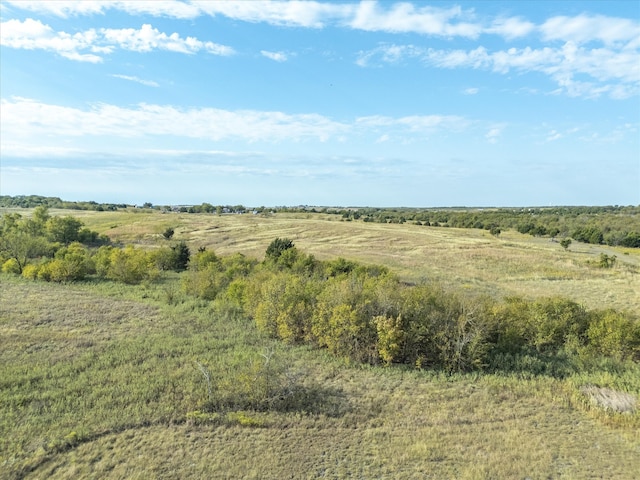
[265,238,295,261]
[162,227,175,240]
[172,241,190,271]
[560,238,572,250]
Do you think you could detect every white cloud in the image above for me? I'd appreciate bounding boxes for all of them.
[356,114,469,133]
[100,24,233,55]
[5,1,639,48]
[350,2,480,38]
[194,1,354,28]
[3,1,201,19]
[419,42,640,99]
[546,130,562,142]
[0,19,234,61]
[487,17,535,39]
[462,87,479,95]
[0,18,102,62]
[1,98,475,155]
[111,74,159,87]
[485,125,505,144]
[261,50,288,62]
[540,14,640,46]
[0,97,349,145]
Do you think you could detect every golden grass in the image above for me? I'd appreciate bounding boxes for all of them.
[71,210,640,313]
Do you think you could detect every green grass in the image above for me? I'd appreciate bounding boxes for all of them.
[1,209,639,478]
[1,274,639,479]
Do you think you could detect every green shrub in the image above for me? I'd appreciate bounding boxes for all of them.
[586,310,640,361]
[1,258,21,274]
[265,237,294,261]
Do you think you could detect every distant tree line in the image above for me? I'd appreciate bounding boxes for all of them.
[315,206,640,248]
[0,195,127,211]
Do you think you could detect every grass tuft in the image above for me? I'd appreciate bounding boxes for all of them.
[581,385,637,414]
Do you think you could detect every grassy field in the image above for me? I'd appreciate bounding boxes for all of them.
[69,209,640,312]
[1,209,639,479]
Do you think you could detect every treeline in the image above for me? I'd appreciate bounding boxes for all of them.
[0,195,127,211]
[316,206,640,248]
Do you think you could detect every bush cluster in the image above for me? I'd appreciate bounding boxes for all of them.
[0,208,190,284]
[185,239,640,374]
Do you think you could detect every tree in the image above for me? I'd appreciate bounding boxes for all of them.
[171,241,190,271]
[162,227,175,240]
[0,230,49,273]
[560,238,572,250]
[46,216,83,245]
[265,238,295,261]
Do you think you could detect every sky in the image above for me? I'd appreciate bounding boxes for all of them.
[1,1,639,207]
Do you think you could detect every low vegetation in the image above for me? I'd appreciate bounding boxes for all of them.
[1,205,639,478]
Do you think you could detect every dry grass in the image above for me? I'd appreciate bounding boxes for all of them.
[72,210,640,312]
[581,386,637,414]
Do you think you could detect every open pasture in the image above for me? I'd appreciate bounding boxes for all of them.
[72,209,640,313]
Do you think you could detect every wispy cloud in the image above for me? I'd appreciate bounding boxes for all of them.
[11,1,637,46]
[540,14,640,46]
[111,74,159,87]
[357,41,639,99]
[349,3,480,38]
[1,97,349,145]
[485,124,506,144]
[462,87,479,95]
[261,50,288,62]
[0,19,235,62]
[356,114,469,133]
[1,98,475,155]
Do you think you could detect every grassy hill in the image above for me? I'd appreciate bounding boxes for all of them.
[1,209,639,479]
[70,209,640,312]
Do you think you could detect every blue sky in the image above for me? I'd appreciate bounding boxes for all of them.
[1,1,639,207]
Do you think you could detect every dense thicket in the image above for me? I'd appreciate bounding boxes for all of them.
[186,239,640,375]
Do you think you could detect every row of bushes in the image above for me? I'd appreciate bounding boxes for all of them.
[181,240,640,374]
[4,242,191,284]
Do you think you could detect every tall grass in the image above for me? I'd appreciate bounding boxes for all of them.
[1,274,639,479]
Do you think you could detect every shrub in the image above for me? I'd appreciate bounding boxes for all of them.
[265,238,294,261]
[598,253,616,269]
[586,310,640,361]
[21,263,40,280]
[106,246,159,284]
[2,258,21,274]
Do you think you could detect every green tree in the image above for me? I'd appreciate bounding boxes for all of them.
[560,238,572,250]
[162,227,175,240]
[46,216,83,245]
[265,238,295,261]
[0,230,49,273]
